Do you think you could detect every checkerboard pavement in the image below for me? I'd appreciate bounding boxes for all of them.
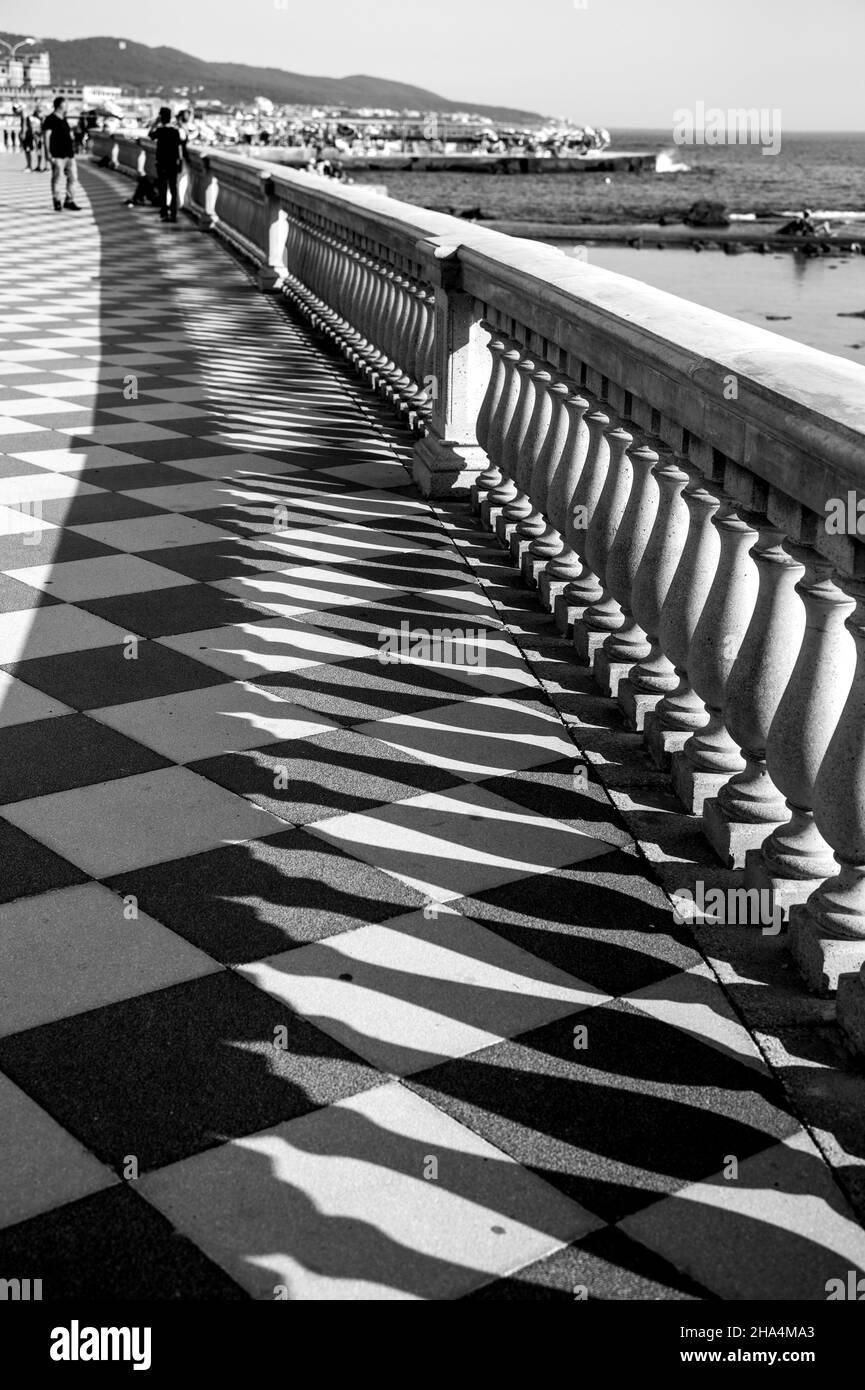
[0,153,863,1301]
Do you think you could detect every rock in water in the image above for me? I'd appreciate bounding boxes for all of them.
[684,200,731,228]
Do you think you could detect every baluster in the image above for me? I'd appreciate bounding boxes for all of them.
[409,288,436,429]
[619,449,691,730]
[703,525,806,868]
[539,385,591,612]
[746,551,855,916]
[494,347,538,545]
[508,362,556,563]
[671,503,759,814]
[471,328,508,511]
[790,578,865,993]
[644,473,719,768]
[481,340,524,528]
[522,374,572,588]
[594,440,658,696]
[554,401,610,635]
[573,420,633,666]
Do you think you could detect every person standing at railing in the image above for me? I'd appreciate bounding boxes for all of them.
[43,97,81,211]
[148,106,183,224]
[20,109,44,172]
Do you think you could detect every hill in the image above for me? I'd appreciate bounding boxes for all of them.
[0,33,543,121]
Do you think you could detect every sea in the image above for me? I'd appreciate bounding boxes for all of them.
[352,131,865,227]
[351,131,865,364]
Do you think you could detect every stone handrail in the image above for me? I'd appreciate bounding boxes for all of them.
[87,130,865,1050]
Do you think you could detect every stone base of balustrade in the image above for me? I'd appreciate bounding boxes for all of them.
[494,514,520,547]
[702,798,785,871]
[670,753,730,816]
[553,594,589,637]
[257,265,286,294]
[519,553,548,589]
[508,533,535,567]
[743,849,823,922]
[788,908,865,996]
[412,438,488,499]
[643,714,691,771]
[573,623,609,668]
[592,650,634,699]
[538,572,568,613]
[617,681,663,733]
[470,482,489,513]
[837,970,865,1056]
[481,498,505,529]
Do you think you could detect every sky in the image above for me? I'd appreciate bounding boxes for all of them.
[2,0,862,129]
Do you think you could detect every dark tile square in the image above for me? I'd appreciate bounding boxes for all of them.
[7,641,230,710]
[453,851,695,997]
[0,713,170,803]
[407,1002,799,1223]
[0,1185,248,1299]
[465,1227,714,1301]
[84,461,206,492]
[254,655,481,726]
[77,584,274,637]
[0,528,119,570]
[0,970,382,1170]
[35,492,169,527]
[0,573,61,614]
[137,539,292,583]
[111,438,238,462]
[475,763,634,847]
[104,827,428,964]
[337,558,473,591]
[185,505,330,539]
[189,727,463,825]
[0,817,89,902]
[0,456,47,477]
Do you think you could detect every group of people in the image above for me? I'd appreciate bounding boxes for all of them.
[2,98,92,209]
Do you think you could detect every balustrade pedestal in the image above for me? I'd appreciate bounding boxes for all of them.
[412,241,488,498]
[837,963,865,1056]
[789,577,865,994]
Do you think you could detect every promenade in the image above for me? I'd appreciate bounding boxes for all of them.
[0,156,863,1300]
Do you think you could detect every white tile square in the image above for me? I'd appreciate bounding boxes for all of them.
[621,1131,865,1301]
[241,908,607,1075]
[0,473,104,505]
[10,446,148,473]
[69,513,234,551]
[355,696,577,780]
[7,555,195,602]
[55,422,182,444]
[0,606,130,664]
[138,1081,598,1299]
[121,479,287,513]
[308,782,618,903]
[90,682,339,762]
[0,670,71,726]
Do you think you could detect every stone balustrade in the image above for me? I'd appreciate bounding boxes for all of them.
[88,132,865,1049]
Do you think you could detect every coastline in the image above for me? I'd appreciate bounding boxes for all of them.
[482,218,865,252]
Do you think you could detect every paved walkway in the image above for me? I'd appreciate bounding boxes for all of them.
[0,154,863,1300]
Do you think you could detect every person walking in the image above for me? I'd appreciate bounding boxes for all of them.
[148,107,183,223]
[43,97,81,211]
